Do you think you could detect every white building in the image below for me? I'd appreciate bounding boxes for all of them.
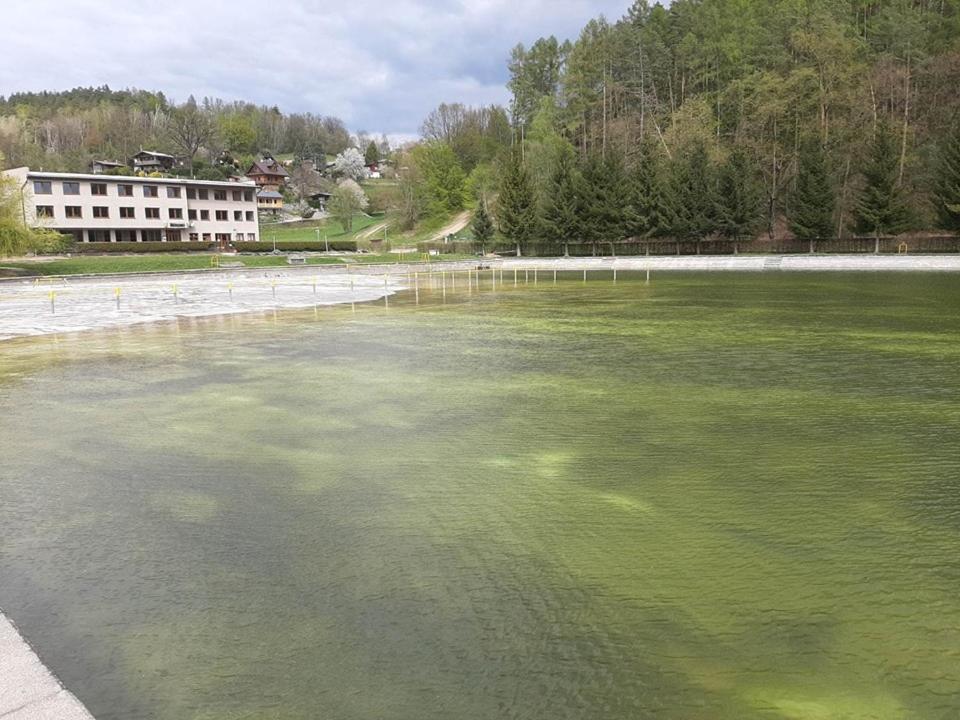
[3,168,260,246]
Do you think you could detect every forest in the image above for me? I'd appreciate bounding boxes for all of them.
[0,86,354,177]
[410,0,960,248]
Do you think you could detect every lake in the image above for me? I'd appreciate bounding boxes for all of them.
[1,271,958,719]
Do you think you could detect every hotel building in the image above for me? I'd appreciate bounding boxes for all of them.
[3,167,260,245]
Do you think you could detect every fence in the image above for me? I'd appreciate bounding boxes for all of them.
[418,235,960,257]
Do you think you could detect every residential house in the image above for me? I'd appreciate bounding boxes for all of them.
[90,160,126,174]
[131,150,179,173]
[245,156,290,213]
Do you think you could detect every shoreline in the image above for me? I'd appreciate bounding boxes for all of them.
[0,611,95,719]
[1,255,958,341]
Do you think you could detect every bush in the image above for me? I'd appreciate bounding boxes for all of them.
[232,240,357,253]
[73,241,218,254]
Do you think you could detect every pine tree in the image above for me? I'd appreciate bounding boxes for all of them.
[627,139,667,239]
[716,148,763,251]
[472,198,495,252]
[933,125,960,232]
[540,147,583,255]
[579,150,629,254]
[664,142,718,249]
[789,137,835,243]
[855,124,911,240]
[498,150,538,256]
[364,140,380,167]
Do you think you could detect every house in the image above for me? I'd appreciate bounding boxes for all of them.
[131,150,179,173]
[245,156,290,212]
[2,166,260,247]
[365,162,381,180]
[90,160,126,174]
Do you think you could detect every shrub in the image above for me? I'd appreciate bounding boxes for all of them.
[232,240,357,253]
[73,241,218,254]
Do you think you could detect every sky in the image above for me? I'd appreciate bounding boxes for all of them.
[1,0,630,140]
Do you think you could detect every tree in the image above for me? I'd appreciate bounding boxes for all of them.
[166,98,216,172]
[498,151,538,255]
[628,140,667,239]
[472,199,495,253]
[578,150,630,253]
[364,140,379,167]
[332,147,367,182]
[933,125,960,232]
[789,138,836,245]
[219,114,257,154]
[0,171,63,256]
[855,124,911,242]
[410,143,466,217]
[716,148,763,251]
[329,179,368,232]
[664,142,718,250]
[540,147,583,255]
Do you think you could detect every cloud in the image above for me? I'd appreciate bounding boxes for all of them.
[0,0,629,135]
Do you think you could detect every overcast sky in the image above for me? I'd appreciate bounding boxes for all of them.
[1,0,630,139]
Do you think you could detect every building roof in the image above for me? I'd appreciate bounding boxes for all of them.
[92,159,125,167]
[19,168,256,188]
[257,190,284,199]
[132,150,176,160]
[246,159,290,178]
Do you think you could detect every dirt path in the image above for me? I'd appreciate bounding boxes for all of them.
[428,210,472,242]
[356,221,389,241]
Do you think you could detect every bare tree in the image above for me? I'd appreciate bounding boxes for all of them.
[166,98,216,172]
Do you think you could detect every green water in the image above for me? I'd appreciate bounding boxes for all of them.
[1,272,959,720]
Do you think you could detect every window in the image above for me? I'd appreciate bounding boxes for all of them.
[120,207,135,219]
[233,210,242,221]
[118,184,134,197]
[167,230,182,242]
[232,190,242,201]
[236,233,244,242]
[143,185,158,198]
[214,190,227,201]
[143,229,162,241]
[117,230,137,242]
[93,206,109,218]
[63,181,80,195]
[65,206,82,219]
[167,186,181,198]
[169,208,183,219]
[33,180,52,194]
[216,210,228,221]
[200,209,210,220]
[90,230,111,242]
[245,211,254,221]
[243,190,254,202]
[247,233,256,241]
[215,233,231,243]
[197,188,208,200]
[202,233,211,242]
[188,209,197,220]
[145,207,160,219]
[189,233,199,242]
[187,188,196,199]
[35,205,54,218]
[91,183,107,196]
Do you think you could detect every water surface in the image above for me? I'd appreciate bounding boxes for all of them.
[1,272,959,719]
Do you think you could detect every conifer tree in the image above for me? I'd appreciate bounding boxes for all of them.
[498,150,538,256]
[716,148,763,252]
[789,137,835,245]
[364,140,380,166]
[579,150,629,254]
[664,142,718,250]
[855,124,911,241]
[540,147,583,255]
[472,198,495,253]
[628,139,667,239]
[933,125,960,232]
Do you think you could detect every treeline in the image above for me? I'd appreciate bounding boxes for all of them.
[409,0,960,245]
[0,85,353,175]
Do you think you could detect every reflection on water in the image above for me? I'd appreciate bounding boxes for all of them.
[1,272,959,720]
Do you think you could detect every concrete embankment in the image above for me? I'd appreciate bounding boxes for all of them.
[0,612,94,719]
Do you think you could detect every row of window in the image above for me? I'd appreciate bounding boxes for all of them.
[36,205,255,222]
[33,180,254,202]
[84,231,258,242]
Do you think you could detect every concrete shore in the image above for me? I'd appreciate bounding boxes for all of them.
[1,254,958,341]
[0,613,94,719]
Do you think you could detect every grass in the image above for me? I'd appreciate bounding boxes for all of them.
[1,252,477,277]
[260,214,381,243]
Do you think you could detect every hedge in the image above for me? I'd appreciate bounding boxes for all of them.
[73,241,218,254]
[233,240,358,253]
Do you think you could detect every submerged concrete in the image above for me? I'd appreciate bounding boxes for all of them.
[0,613,94,719]
[1,255,958,341]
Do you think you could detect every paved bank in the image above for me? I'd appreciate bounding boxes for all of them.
[0,613,94,719]
[2,255,959,341]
